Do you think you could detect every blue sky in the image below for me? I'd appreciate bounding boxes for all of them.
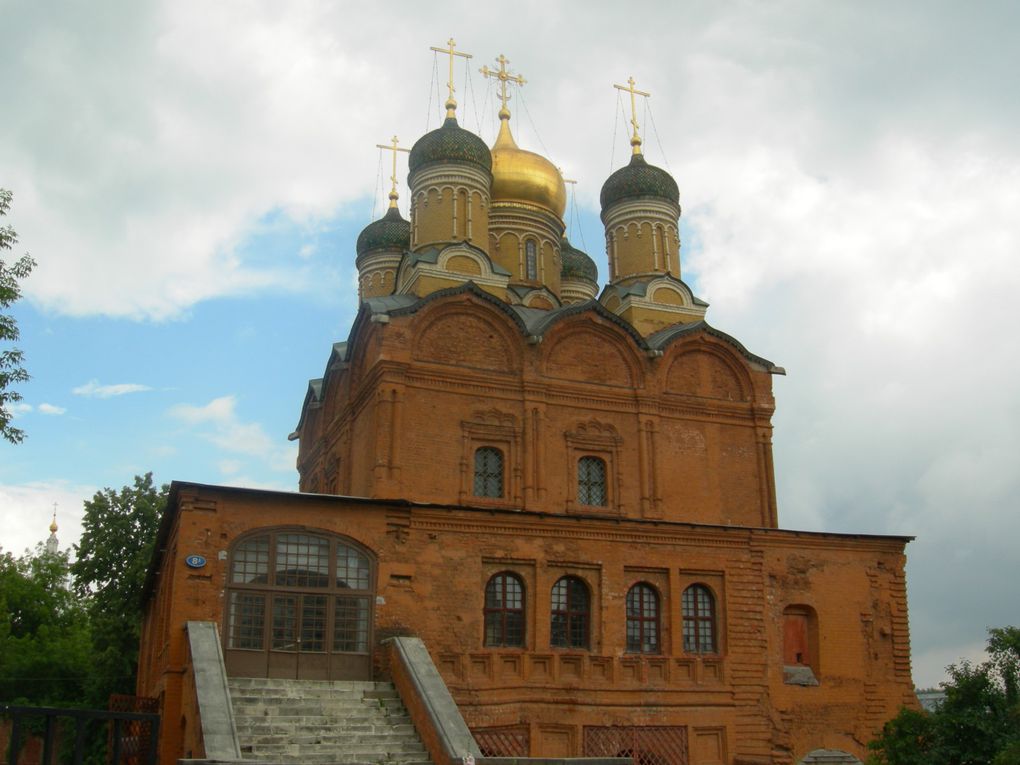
[3,0,1020,689]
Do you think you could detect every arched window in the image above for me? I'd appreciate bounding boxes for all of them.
[484,572,525,647]
[474,447,504,498]
[225,530,375,679]
[681,584,716,654]
[577,456,607,507]
[551,576,590,649]
[626,583,660,654]
[525,240,538,280]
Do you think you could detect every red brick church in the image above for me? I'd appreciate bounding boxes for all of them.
[137,46,916,765]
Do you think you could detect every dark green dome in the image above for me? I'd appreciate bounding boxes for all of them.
[356,206,410,256]
[599,153,679,211]
[560,237,598,283]
[408,117,492,175]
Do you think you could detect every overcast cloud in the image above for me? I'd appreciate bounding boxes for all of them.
[2,0,1019,687]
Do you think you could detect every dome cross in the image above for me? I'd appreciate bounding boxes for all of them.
[480,54,526,117]
[376,135,410,209]
[430,38,473,118]
[614,76,651,155]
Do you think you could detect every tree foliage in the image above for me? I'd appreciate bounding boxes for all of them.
[869,627,1020,765]
[70,473,168,704]
[0,188,36,444]
[0,546,92,705]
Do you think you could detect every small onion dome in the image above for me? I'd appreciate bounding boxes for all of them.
[408,117,492,175]
[599,153,679,212]
[560,237,598,283]
[356,206,410,257]
[490,111,566,217]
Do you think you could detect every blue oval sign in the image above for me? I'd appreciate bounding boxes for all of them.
[185,555,207,569]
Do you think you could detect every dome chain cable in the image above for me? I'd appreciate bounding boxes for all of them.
[372,147,385,221]
[646,101,673,175]
[610,89,623,173]
[518,84,554,163]
[464,55,482,134]
[425,54,440,133]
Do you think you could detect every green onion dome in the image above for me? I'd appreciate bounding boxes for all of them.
[599,153,679,212]
[356,206,410,257]
[560,237,598,283]
[408,117,492,175]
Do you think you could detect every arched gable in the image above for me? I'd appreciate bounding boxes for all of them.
[664,342,751,402]
[542,318,643,388]
[411,297,521,374]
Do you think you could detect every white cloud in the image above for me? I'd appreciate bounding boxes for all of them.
[8,402,33,417]
[169,395,297,474]
[73,380,152,398]
[37,403,66,415]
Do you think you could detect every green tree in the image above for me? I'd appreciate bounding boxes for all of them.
[70,473,167,704]
[869,626,1020,765]
[0,545,92,705]
[0,188,36,444]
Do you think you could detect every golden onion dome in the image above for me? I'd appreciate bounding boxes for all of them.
[490,109,566,218]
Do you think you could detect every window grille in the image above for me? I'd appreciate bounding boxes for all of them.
[578,456,607,506]
[583,725,688,765]
[484,572,525,646]
[626,583,660,654]
[551,576,590,649]
[681,584,716,654]
[474,446,504,498]
[473,726,530,757]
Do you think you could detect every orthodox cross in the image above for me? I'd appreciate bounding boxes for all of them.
[430,38,472,116]
[375,135,410,208]
[480,54,526,114]
[613,76,651,154]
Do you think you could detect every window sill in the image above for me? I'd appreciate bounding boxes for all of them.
[783,664,819,686]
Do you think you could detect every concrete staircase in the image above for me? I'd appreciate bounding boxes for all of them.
[228,678,433,765]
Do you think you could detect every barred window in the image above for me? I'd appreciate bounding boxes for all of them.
[551,576,590,649]
[275,533,330,588]
[474,447,504,498]
[682,584,716,654]
[484,572,525,647]
[626,583,660,654]
[231,535,270,584]
[525,240,538,280]
[578,456,607,507]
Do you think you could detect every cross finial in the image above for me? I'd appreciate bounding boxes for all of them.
[613,76,651,155]
[480,54,526,119]
[375,136,410,209]
[430,38,473,119]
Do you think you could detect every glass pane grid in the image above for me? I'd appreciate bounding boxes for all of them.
[334,596,369,653]
[232,536,269,584]
[578,457,607,506]
[337,544,370,590]
[228,592,265,649]
[474,447,504,498]
[276,533,330,588]
[272,596,298,651]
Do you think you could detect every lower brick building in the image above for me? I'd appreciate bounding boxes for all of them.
[137,50,916,765]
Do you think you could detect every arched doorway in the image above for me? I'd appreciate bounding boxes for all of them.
[223,529,375,680]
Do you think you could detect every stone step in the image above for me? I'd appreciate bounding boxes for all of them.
[236,723,417,737]
[244,733,423,747]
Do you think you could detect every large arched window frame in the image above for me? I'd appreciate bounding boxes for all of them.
[484,572,525,647]
[681,584,717,654]
[550,576,590,650]
[224,529,376,679]
[626,582,660,654]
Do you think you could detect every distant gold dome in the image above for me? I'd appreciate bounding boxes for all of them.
[490,109,566,218]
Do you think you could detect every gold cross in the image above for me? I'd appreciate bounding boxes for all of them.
[480,54,526,115]
[614,76,651,155]
[430,38,473,117]
[376,135,410,208]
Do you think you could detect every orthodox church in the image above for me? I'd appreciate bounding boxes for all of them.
[137,44,916,765]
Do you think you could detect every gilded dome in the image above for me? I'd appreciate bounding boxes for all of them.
[408,117,492,175]
[599,153,679,211]
[356,206,410,256]
[490,114,566,217]
[560,237,598,283]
